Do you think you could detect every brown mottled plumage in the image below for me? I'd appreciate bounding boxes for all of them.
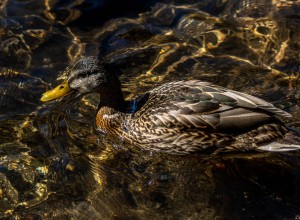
[41,56,300,155]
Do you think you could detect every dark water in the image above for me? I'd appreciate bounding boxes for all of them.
[1,0,300,219]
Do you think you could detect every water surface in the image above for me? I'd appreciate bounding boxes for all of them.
[0,0,300,219]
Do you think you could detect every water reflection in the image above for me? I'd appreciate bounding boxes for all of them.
[0,0,300,219]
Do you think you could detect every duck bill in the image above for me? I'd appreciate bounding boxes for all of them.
[41,81,72,102]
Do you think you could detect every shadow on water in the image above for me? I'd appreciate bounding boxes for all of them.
[0,0,300,219]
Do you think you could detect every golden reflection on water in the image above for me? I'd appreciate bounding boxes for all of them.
[0,0,300,219]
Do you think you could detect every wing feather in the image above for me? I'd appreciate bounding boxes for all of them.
[132,80,290,132]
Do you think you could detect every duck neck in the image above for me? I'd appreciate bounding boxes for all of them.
[97,80,128,112]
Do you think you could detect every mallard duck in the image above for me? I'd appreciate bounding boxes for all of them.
[41,56,300,154]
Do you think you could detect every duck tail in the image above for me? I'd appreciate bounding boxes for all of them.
[257,129,300,152]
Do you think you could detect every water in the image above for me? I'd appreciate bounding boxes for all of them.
[0,0,300,219]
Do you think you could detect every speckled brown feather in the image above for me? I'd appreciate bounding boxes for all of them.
[95,80,297,154]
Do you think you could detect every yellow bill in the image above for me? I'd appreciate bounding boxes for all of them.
[41,81,71,102]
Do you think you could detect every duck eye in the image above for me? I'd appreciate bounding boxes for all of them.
[59,86,65,89]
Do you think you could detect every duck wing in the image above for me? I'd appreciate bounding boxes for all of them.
[133,80,291,131]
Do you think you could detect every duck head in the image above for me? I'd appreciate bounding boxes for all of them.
[41,56,116,102]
